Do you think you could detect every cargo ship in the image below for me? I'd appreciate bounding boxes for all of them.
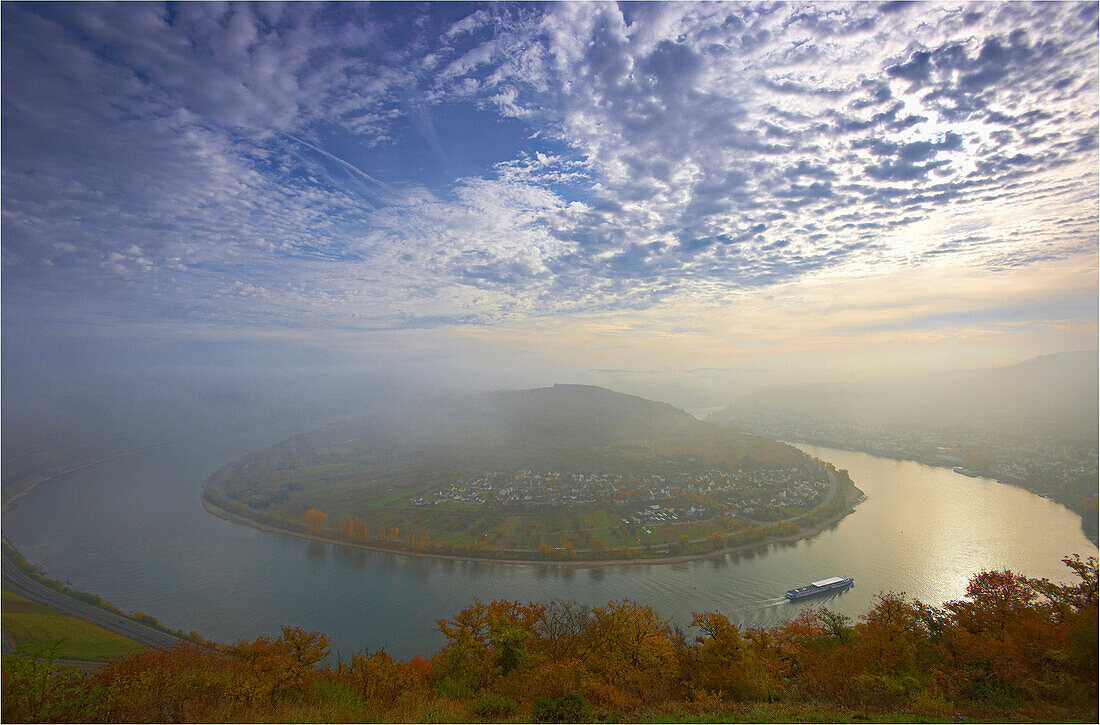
[786,576,854,600]
[953,466,978,477]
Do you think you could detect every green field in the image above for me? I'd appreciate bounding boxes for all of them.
[2,589,146,661]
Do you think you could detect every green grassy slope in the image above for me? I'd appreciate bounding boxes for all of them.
[2,589,147,661]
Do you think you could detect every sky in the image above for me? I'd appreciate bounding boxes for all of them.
[2,1,1098,410]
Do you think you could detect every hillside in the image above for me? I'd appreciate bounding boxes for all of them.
[204,385,859,561]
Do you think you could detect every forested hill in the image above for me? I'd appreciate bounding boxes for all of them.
[254,383,809,476]
[450,384,699,445]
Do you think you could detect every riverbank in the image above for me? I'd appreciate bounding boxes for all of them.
[201,484,865,568]
[1,444,172,516]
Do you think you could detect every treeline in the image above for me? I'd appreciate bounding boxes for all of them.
[4,556,1095,723]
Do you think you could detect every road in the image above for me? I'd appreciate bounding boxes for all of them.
[1,548,186,652]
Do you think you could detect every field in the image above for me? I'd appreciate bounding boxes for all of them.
[1,589,147,661]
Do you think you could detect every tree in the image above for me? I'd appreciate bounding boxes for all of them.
[433,600,546,696]
[945,570,1040,638]
[2,641,76,722]
[343,650,428,706]
[859,594,926,675]
[942,569,1060,702]
[535,600,592,661]
[1029,554,1098,620]
[303,509,328,534]
[279,626,329,668]
[582,600,677,699]
[688,611,754,698]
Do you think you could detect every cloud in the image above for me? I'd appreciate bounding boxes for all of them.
[0,0,1095,348]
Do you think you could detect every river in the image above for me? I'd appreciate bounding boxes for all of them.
[2,427,1094,659]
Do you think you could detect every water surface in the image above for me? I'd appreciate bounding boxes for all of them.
[4,430,1093,658]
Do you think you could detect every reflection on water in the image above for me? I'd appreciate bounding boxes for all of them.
[306,541,328,565]
[335,546,367,570]
[3,434,1095,659]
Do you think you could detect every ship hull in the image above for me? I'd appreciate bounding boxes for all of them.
[785,577,854,600]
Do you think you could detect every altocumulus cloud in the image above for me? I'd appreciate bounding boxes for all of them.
[1,1,1096,335]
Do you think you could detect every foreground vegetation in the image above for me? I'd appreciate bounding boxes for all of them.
[4,555,1095,723]
[1,589,146,662]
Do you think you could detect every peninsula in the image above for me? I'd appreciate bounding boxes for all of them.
[202,385,862,563]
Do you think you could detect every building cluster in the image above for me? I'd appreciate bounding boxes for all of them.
[409,466,833,520]
[623,503,710,531]
[719,478,831,517]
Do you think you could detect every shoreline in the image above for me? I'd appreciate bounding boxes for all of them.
[2,444,173,516]
[201,485,866,568]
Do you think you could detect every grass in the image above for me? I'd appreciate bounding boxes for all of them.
[631,701,947,723]
[1,589,147,661]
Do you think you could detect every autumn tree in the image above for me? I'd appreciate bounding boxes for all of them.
[342,650,429,709]
[858,593,929,677]
[941,569,1062,705]
[279,626,329,668]
[2,641,91,722]
[534,600,592,662]
[340,515,368,542]
[4,558,1099,723]
[432,600,546,697]
[303,509,328,534]
[581,600,677,701]
[1029,555,1099,694]
[1029,554,1099,621]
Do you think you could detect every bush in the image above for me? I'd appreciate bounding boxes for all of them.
[533,691,589,723]
[309,679,361,712]
[2,641,97,722]
[471,693,519,717]
[850,672,920,709]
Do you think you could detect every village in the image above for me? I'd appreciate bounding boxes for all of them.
[409,466,834,522]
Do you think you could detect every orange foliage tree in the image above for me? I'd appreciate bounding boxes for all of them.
[580,599,678,703]
[303,509,328,534]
